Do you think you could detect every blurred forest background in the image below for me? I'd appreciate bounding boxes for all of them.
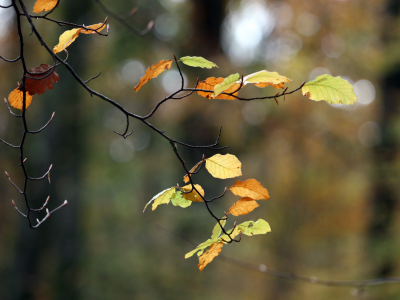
[1,0,400,299]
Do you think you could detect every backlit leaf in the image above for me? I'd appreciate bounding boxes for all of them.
[180,56,218,69]
[170,191,192,208]
[212,73,240,98]
[198,242,223,271]
[302,74,357,105]
[228,197,260,216]
[185,239,214,259]
[197,77,240,100]
[183,161,202,183]
[8,89,33,110]
[180,184,204,202]
[33,0,58,13]
[205,154,242,179]
[218,227,240,244]
[243,70,291,89]
[134,60,173,92]
[211,220,226,241]
[24,64,59,96]
[79,23,107,34]
[143,187,175,212]
[237,219,271,236]
[229,179,270,200]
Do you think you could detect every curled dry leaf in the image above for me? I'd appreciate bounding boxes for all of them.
[24,64,59,96]
[205,154,242,179]
[228,197,260,216]
[8,89,33,110]
[183,161,202,183]
[229,179,270,200]
[180,184,204,202]
[33,0,58,13]
[198,242,223,271]
[197,77,241,100]
[134,60,173,92]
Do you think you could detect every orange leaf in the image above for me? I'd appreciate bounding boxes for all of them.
[254,82,286,89]
[8,89,33,110]
[228,197,260,216]
[198,242,223,271]
[33,0,58,13]
[197,77,241,100]
[24,64,59,96]
[183,161,202,183]
[181,184,204,202]
[230,179,270,200]
[80,23,107,34]
[134,60,173,92]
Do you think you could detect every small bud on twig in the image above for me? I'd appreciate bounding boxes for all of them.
[12,200,16,207]
[46,196,50,203]
[233,221,237,228]
[46,208,50,215]
[62,200,68,206]
[5,171,9,178]
[23,158,27,163]
[48,173,51,184]
[36,219,40,224]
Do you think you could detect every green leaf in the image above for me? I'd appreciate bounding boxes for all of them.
[180,56,218,69]
[302,74,357,105]
[218,227,240,244]
[211,219,226,241]
[184,239,214,259]
[213,73,240,98]
[143,187,175,212]
[237,219,271,236]
[244,70,291,85]
[171,191,192,208]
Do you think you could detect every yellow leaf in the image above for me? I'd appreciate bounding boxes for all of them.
[180,184,204,202]
[218,227,240,244]
[205,154,242,179]
[230,179,270,200]
[134,60,173,92]
[183,161,202,183]
[243,70,291,90]
[198,242,223,271]
[197,77,240,100]
[53,28,81,53]
[228,197,260,216]
[33,0,58,13]
[80,23,107,34]
[8,88,33,110]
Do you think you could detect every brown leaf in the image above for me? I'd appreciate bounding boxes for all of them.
[197,77,241,100]
[198,242,223,271]
[228,197,260,216]
[8,89,33,110]
[181,184,204,202]
[134,60,173,92]
[229,179,270,200]
[22,64,59,96]
[33,0,58,13]
[183,161,202,183]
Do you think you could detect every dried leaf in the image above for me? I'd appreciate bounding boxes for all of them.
[198,242,223,271]
[134,60,173,92]
[8,88,33,110]
[228,197,260,216]
[170,191,192,208]
[180,184,204,202]
[143,187,175,212]
[205,154,242,179]
[237,219,271,236]
[302,74,357,105]
[213,73,240,98]
[211,220,226,241]
[33,0,58,13]
[180,56,218,69]
[230,179,270,200]
[24,64,59,96]
[197,77,240,100]
[80,23,107,34]
[183,161,202,183]
[243,70,291,89]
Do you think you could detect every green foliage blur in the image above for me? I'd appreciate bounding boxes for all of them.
[0,0,399,299]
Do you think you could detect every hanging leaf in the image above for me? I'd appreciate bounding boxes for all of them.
[198,242,224,271]
[229,179,270,200]
[237,219,271,236]
[205,154,242,179]
[180,56,218,69]
[228,197,260,216]
[211,219,226,241]
[197,77,240,100]
[143,187,175,212]
[170,191,192,208]
[183,161,202,183]
[242,70,291,89]
[79,23,107,34]
[8,88,33,110]
[134,59,173,92]
[23,64,59,96]
[185,239,214,259]
[180,184,204,202]
[302,74,357,105]
[212,73,240,98]
[218,227,240,244]
[33,0,58,13]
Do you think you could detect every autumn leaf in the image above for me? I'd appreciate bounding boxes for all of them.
[143,187,175,212]
[170,191,192,208]
[205,154,242,179]
[185,239,214,259]
[218,227,240,244]
[8,88,33,110]
[33,0,58,13]
[134,60,173,92]
[237,219,271,236]
[242,70,291,89]
[79,23,107,34]
[302,74,357,105]
[213,73,240,98]
[228,197,260,216]
[24,64,59,96]
[211,219,226,241]
[180,184,204,202]
[183,161,202,183]
[197,77,240,100]
[198,242,224,271]
[180,56,218,69]
[229,179,270,200]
